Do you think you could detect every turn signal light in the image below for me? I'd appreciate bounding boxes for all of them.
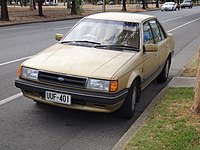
[110,80,118,92]
[18,66,22,78]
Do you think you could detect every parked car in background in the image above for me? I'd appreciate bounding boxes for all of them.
[109,1,115,5]
[161,2,179,11]
[44,1,58,6]
[15,12,174,119]
[97,0,103,5]
[180,0,193,8]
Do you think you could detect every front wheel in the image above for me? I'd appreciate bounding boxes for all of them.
[156,57,171,83]
[118,79,141,119]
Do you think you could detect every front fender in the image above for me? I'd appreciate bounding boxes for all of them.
[168,33,175,52]
[126,70,141,88]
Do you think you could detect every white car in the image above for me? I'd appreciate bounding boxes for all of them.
[161,2,178,11]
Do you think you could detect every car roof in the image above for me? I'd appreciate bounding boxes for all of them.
[85,12,155,23]
[164,2,175,4]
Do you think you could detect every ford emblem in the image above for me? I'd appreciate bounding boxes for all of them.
[58,77,64,82]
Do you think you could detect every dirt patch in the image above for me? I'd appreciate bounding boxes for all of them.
[0,4,159,26]
[181,52,199,77]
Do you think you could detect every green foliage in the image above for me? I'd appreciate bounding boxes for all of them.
[70,0,83,14]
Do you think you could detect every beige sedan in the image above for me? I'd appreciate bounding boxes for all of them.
[15,12,174,119]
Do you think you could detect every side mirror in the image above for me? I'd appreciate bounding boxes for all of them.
[55,34,64,41]
[144,44,158,52]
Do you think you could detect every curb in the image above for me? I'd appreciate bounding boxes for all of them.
[0,17,83,27]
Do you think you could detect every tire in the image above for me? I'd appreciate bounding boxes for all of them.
[156,57,171,83]
[118,79,141,119]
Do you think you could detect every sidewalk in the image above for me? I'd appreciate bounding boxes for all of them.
[168,76,196,87]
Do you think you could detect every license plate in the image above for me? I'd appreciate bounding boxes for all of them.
[45,91,71,105]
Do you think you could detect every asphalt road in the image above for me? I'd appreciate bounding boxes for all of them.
[0,7,200,150]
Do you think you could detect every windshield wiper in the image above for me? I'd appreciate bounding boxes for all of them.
[94,44,139,51]
[61,40,101,45]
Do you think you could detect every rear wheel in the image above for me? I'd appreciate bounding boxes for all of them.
[156,57,171,83]
[118,79,141,119]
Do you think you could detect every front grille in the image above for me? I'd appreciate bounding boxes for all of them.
[38,71,87,88]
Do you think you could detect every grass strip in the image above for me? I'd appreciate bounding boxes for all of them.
[124,87,200,150]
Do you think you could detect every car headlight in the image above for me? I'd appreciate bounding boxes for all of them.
[87,79,118,92]
[18,66,39,81]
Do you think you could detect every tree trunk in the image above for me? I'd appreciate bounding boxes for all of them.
[142,0,146,9]
[1,0,9,21]
[121,0,127,11]
[192,47,200,114]
[38,1,44,16]
[145,0,148,8]
[177,0,180,10]
[33,0,36,9]
[156,0,159,8]
[71,0,77,14]
[30,0,33,10]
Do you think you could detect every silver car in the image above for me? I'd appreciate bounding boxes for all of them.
[180,0,193,8]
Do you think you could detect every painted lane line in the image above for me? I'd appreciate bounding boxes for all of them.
[54,26,72,31]
[2,26,34,31]
[0,56,30,67]
[161,16,184,23]
[167,17,200,33]
[0,93,23,106]
[161,12,200,23]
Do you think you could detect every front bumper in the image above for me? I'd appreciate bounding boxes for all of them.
[161,7,173,11]
[15,78,128,113]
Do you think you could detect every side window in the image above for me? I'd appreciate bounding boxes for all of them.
[157,21,167,40]
[149,20,162,44]
[143,22,154,44]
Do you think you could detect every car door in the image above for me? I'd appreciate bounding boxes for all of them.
[142,20,160,86]
[148,19,169,69]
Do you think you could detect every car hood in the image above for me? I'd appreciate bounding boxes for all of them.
[23,44,136,79]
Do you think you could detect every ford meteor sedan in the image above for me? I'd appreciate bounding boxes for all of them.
[15,12,175,119]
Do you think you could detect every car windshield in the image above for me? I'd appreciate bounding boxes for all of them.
[62,18,140,51]
[165,2,174,5]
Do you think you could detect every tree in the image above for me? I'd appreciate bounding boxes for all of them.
[33,0,36,9]
[29,0,36,10]
[156,0,159,8]
[121,0,127,11]
[71,0,77,14]
[142,0,146,9]
[145,0,148,8]
[36,0,45,16]
[192,47,200,114]
[177,0,180,10]
[1,0,9,21]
